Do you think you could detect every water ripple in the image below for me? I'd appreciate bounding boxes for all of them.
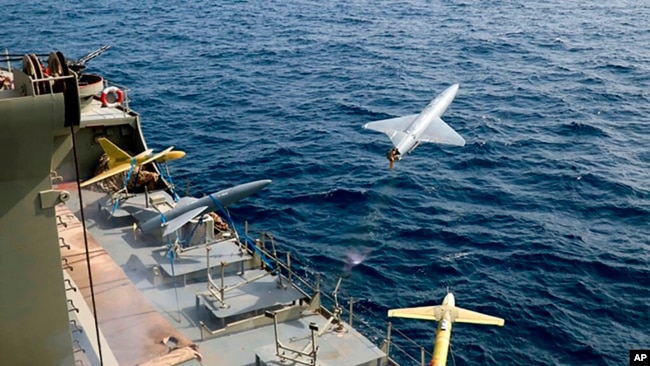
[4,0,650,365]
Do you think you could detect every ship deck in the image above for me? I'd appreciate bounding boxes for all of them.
[57,184,388,366]
[80,97,136,127]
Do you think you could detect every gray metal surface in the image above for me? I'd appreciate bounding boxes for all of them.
[255,318,387,366]
[154,240,251,277]
[66,187,391,365]
[80,98,135,126]
[0,77,76,366]
[196,269,305,318]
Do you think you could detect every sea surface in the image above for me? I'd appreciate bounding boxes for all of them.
[4,0,650,365]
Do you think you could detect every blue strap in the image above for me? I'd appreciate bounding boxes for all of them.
[162,215,175,263]
[166,235,175,261]
[207,193,274,270]
[111,158,138,217]
[111,198,121,217]
[123,158,138,190]
[157,162,180,202]
[183,215,204,248]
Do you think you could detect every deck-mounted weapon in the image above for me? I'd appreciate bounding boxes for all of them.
[68,45,111,74]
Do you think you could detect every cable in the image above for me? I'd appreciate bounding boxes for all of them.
[69,125,104,365]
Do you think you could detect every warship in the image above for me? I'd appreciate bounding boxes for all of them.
[0,47,446,366]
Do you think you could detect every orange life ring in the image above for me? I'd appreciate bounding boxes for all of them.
[100,86,124,107]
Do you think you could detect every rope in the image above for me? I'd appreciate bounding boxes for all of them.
[3,53,50,57]
[70,124,104,365]
[157,162,179,202]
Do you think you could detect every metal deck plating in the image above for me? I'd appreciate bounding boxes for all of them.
[59,187,389,365]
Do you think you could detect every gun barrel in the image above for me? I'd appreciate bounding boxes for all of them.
[76,45,111,65]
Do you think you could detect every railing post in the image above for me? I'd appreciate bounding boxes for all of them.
[220,261,227,307]
[309,322,318,364]
[421,346,426,366]
[349,297,354,327]
[265,311,281,359]
[206,246,211,281]
[269,234,284,288]
[383,321,392,357]
[286,252,292,282]
[253,239,262,268]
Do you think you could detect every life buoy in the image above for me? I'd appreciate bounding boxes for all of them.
[100,86,124,107]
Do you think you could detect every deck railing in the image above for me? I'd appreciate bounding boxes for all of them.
[240,228,433,366]
[103,79,131,113]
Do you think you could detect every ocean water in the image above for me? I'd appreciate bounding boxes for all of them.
[4,0,650,365]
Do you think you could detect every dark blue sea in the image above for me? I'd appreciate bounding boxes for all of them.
[5,0,649,364]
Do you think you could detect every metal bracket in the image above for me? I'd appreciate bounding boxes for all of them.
[50,170,63,183]
[39,189,70,209]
